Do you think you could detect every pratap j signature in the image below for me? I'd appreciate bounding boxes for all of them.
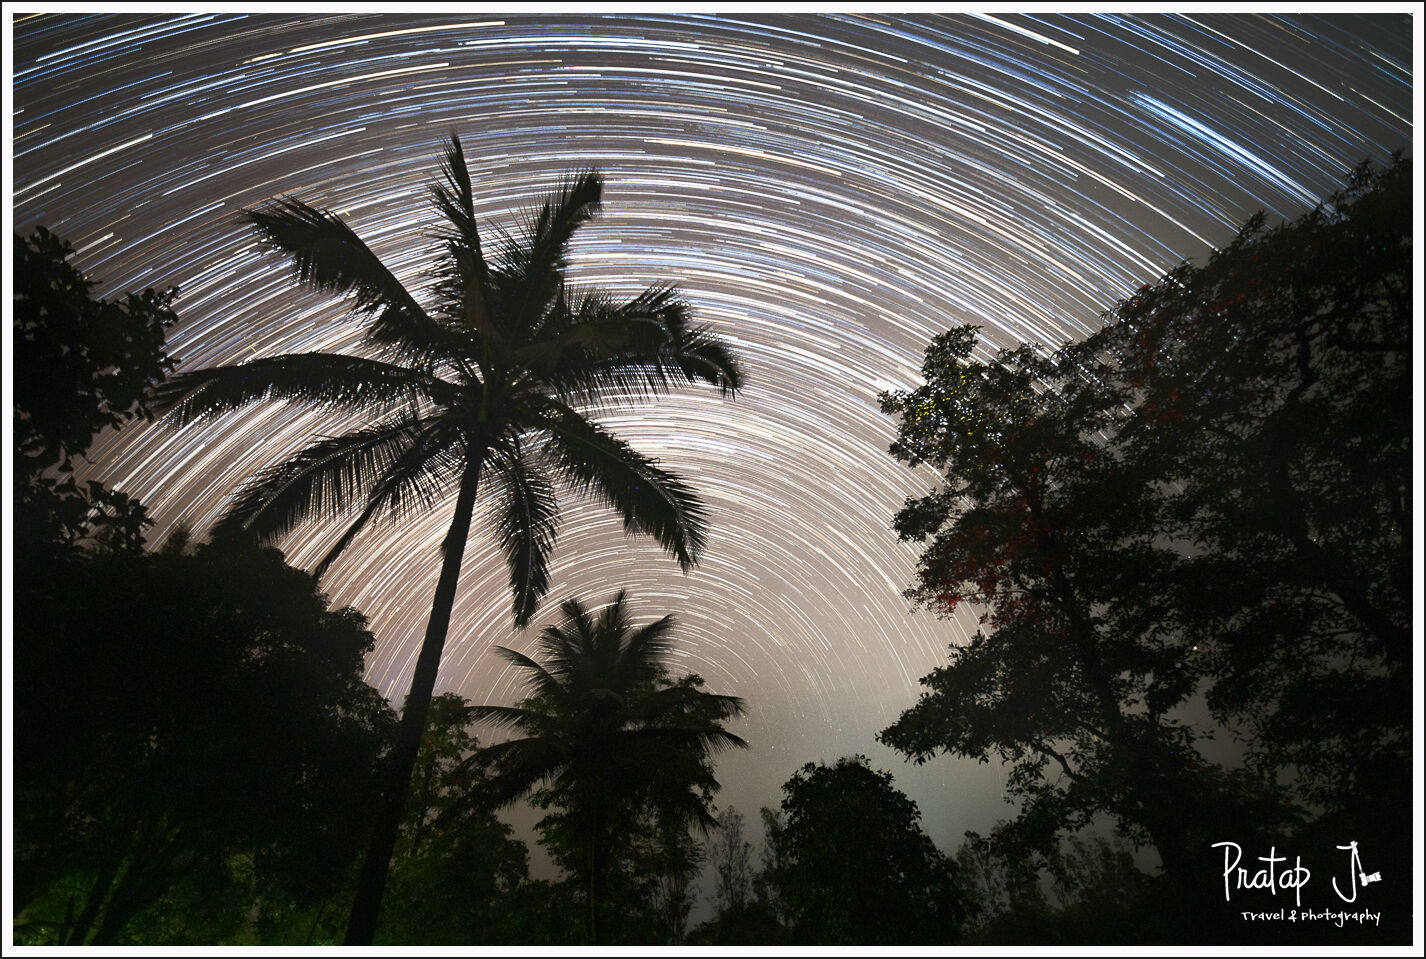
[1211,840,1381,907]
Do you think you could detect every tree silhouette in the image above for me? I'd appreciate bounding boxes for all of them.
[15,532,396,945]
[708,806,755,914]
[878,323,1254,887]
[153,135,742,942]
[763,757,964,944]
[15,226,177,478]
[14,226,177,559]
[1090,156,1411,819]
[878,157,1408,938]
[468,592,746,943]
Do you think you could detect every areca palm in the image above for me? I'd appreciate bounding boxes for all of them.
[153,135,742,944]
[468,591,747,944]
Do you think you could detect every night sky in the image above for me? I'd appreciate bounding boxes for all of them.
[8,11,1416,860]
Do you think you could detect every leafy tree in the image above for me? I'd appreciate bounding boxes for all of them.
[763,757,965,944]
[955,830,1169,946]
[13,226,177,559]
[754,805,789,919]
[877,156,1408,933]
[1087,156,1411,818]
[374,693,529,945]
[631,811,706,943]
[709,806,755,914]
[952,830,1049,940]
[685,805,793,945]
[151,134,743,942]
[687,805,776,945]
[483,878,587,945]
[877,322,1263,887]
[468,592,747,943]
[685,899,792,946]
[13,532,397,945]
[1050,834,1153,912]
[1082,156,1412,943]
[14,226,177,476]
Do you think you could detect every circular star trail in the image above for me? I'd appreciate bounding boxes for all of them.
[10,11,1415,847]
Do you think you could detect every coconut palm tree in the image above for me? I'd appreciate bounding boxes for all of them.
[468,591,747,943]
[153,135,742,943]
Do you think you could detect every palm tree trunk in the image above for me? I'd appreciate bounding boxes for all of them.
[345,453,483,945]
[588,805,605,945]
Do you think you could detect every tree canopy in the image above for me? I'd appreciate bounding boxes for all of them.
[1094,156,1411,816]
[13,226,178,558]
[14,225,177,476]
[374,693,529,945]
[761,757,964,944]
[14,528,398,945]
[878,156,1410,925]
[708,806,755,915]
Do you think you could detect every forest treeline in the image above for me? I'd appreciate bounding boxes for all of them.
[11,153,1411,945]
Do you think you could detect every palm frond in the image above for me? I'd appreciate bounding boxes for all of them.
[510,308,666,384]
[662,326,744,396]
[429,134,495,344]
[490,645,575,706]
[635,681,747,721]
[465,701,552,732]
[538,405,707,571]
[467,592,745,842]
[215,414,431,542]
[535,595,603,682]
[658,789,724,834]
[244,199,458,366]
[311,418,466,578]
[366,303,473,373]
[495,171,603,327]
[614,613,677,691]
[522,287,743,401]
[625,718,749,756]
[594,589,633,642]
[463,734,568,808]
[245,198,422,314]
[431,133,483,267]
[487,451,560,626]
[152,353,455,426]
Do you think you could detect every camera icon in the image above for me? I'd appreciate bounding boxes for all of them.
[1360,871,1382,886]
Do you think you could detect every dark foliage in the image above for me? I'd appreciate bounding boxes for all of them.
[708,806,756,913]
[12,237,396,944]
[762,757,965,944]
[13,531,397,945]
[1094,156,1411,817]
[14,226,177,477]
[374,694,530,945]
[13,226,177,560]
[686,900,796,946]
[468,592,747,943]
[878,319,1275,889]
[878,156,1410,942]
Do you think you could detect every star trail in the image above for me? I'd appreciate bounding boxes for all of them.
[8,11,1415,848]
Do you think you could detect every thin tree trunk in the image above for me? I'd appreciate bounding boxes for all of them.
[305,899,328,945]
[63,806,143,945]
[345,453,483,945]
[90,825,190,945]
[588,805,604,945]
[65,848,123,945]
